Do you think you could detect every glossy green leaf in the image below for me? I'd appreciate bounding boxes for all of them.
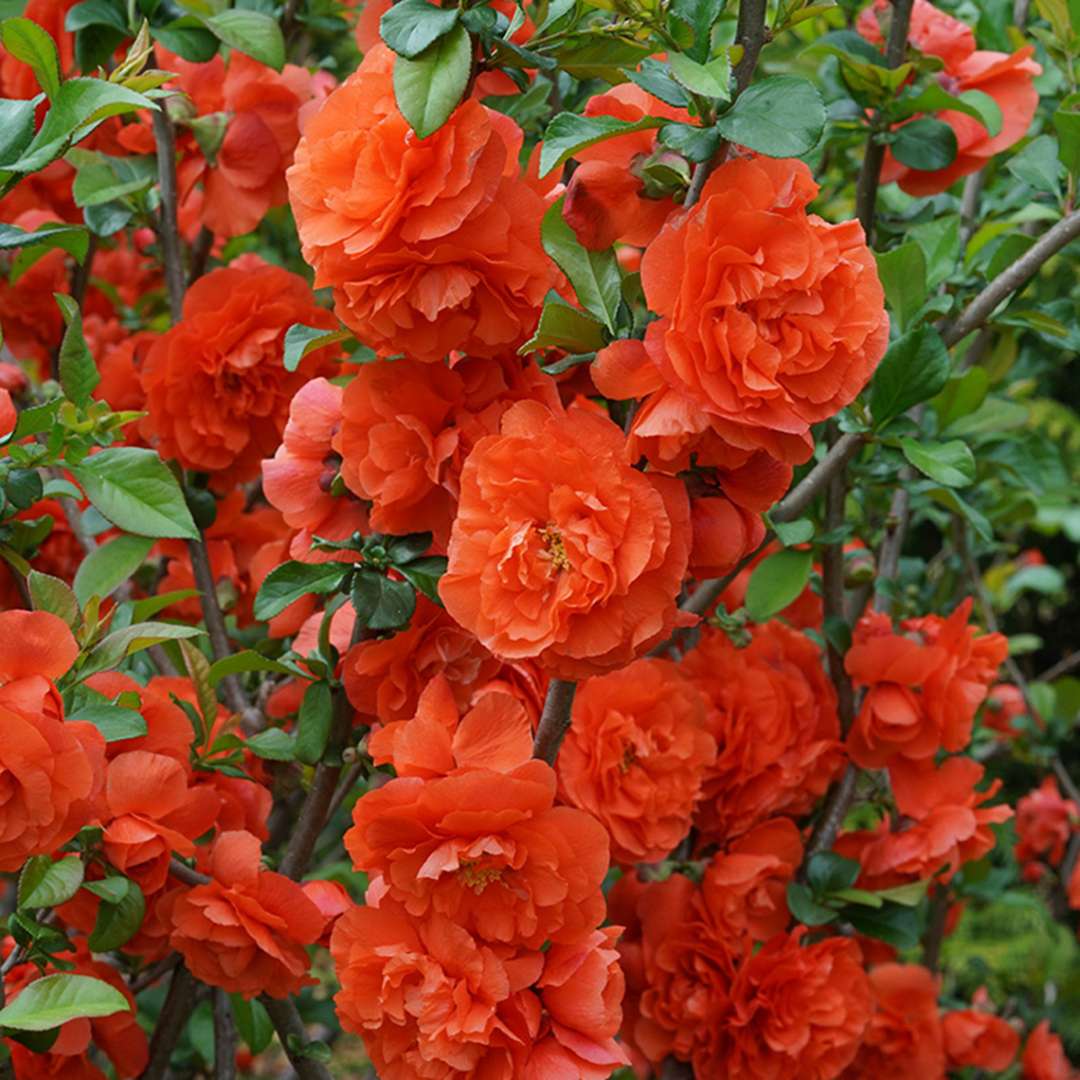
[744,548,813,622]
[204,9,285,71]
[0,974,130,1031]
[392,23,471,139]
[379,0,459,59]
[715,75,825,157]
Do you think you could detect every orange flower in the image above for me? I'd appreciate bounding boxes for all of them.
[700,817,803,941]
[1021,1020,1075,1080]
[368,674,534,780]
[101,751,221,893]
[858,0,1041,195]
[92,329,157,416]
[627,155,888,464]
[163,49,324,238]
[982,681,1027,738]
[1015,776,1078,870]
[843,756,1011,887]
[331,900,534,1080]
[344,759,609,949]
[845,599,1007,768]
[139,261,339,489]
[0,388,14,441]
[561,85,687,251]
[844,963,945,1080]
[439,401,692,679]
[724,932,871,1079]
[943,1008,1020,1071]
[0,611,105,872]
[556,658,715,864]
[85,672,194,770]
[167,830,326,998]
[262,377,369,560]
[287,46,556,362]
[682,621,845,841]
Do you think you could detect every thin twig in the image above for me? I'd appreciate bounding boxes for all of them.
[169,857,211,887]
[1036,650,1080,684]
[260,995,333,1080]
[853,0,915,241]
[942,209,1080,347]
[188,227,214,286]
[213,989,237,1080]
[140,965,198,1080]
[733,0,768,92]
[130,954,180,996]
[773,432,868,525]
[921,887,950,972]
[532,679,578,765]
[186,534,253,722]
[804,763,858,860]
[874,485,911,615]
[151,108,185,324]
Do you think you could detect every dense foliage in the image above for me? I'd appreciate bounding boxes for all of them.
[0,0,1078,1077]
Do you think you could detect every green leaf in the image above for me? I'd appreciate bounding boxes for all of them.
[68,703,147,741]
[869,325,950,427]
[899,437,975,488]
[203,10,285,71]
[230,996,273,1055]
[714,75,825,157]
[875,242,927,334]
[1053,92,1080,176]
[397,555,446,603]
[282,323,349,373]
[80,621,205,679]
[88,878,144,951]
[626,59,689,109]
[27,570,80,629]
[385,532,434,564]
[72,533,153,606]
[0,221,88,262]
[246,727,296,761]
[82,879,128,904]
[66,0,127,32]
[19,857,84,910]
[0,974,130,1031]
[0,96,39,166]
[830,887,884,908]
[253,561,348,621]
[541,197,621,332]
[891,116,958,171]
[208,650,297,686]
[295,681,332,766]
[379,0,459,58]
[392,23,471,139]
[152,17,218,62]
[806,852,861,895]
[786,882,838,926]
[932,368,989,430]
[539,112,664,178]
[54,292,100,408]
[771,518,814,547]
[10,78,156,175]
[658,120,721,163]
[0,17,61,98]
[744,548,813,622]
[874,879,930,906]
[1006,134,1063,196]
[519,292,606,354]
[668,50,731,101]
[844,901,921,948]
[71,448,199,540]
[352,570,416,630]
[891,83,1002,138]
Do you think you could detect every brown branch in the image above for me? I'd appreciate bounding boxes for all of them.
[853,0,915,242]
[140,965,199,1080]
[186,534,254,723]
[213,989,237,1080]
[130,954,180,996]
[260,995,333,1080]
[169,857,211,887]
[773,432,868,525]
[921,887,949,973]
[150,108,185,324]
[733,0,768,92]
[1037,650,1080,683]
[873,485,911,615]
[942,209,1080,347]
[532,678,578,765]
[804,763,858,860]
[188,226,214,286]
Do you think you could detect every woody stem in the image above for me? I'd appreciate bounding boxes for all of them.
[140,966,200,1080]
[532,679,578,765]
[853,0,915,242]
[260,996,333,1080]
[150,107,185,324]
[213,989,237,1080]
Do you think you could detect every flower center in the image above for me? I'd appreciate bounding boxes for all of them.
[619,744,637,773]
[458,860,505,894]
[536,523,571,572]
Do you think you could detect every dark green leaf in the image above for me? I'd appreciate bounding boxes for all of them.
[282,323,349,373]
[88,878,144,951]
[27,570,80,628]
[72,533,153,606]
[625,59,689,108]
[379,0,459,59]
[66,0,127,32]
[246,727,296,761]
[541,197,621,332]
[786,882,838,926]
[875,242,927,334]
[0,17,61,98]
[1053,92,1080,176]
[68,703,147,741]
[230,996,273,1054]
[352,570,416,630]
[715,75,825,157]
[397,555,446,602]
[152,17,218,62]
[658,121,721,162]
[744,548,813,622]
[253,561,348,621]
[295,681,332,765]
[0,221,88,260]
[806,852,861,895]
[208,650,298,686]
[539,112,664,178]
[869,325,950,427]
[899,437,975,487]
[844,901,922,948]
[54,292,99,408]
[519,292,606,354]
[392,23,471,139]
[668,50,730,101]
[890,116,958,171]
[0,96,39,165]
[19,856,84,910]
[384,532,433,564]
[1006,134,1063,195]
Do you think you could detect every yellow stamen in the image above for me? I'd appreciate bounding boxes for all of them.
[537,524,571,571]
